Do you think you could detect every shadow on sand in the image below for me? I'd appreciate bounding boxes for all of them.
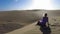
[0,23,24,34]
[40,26,51,34]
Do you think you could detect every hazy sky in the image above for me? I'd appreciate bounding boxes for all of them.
[0,0,60,11]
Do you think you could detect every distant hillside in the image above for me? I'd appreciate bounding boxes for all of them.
[0,10,60,24]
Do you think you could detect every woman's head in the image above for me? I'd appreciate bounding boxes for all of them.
[44,13,47,17]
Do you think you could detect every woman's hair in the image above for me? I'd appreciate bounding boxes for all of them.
[44,13,47,17]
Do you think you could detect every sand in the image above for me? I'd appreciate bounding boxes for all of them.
[6,16,60,34]
[0,10,60,34]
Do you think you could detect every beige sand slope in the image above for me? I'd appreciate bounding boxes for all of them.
[0,10,60,34]
[6,21,40,34]
[6,16,60,34]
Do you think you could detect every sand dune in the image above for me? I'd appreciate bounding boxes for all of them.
[0,10,60,34]
[0,10,42,34]
[6,16,60,34]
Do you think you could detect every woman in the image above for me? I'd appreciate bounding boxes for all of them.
[37,13,49,27]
